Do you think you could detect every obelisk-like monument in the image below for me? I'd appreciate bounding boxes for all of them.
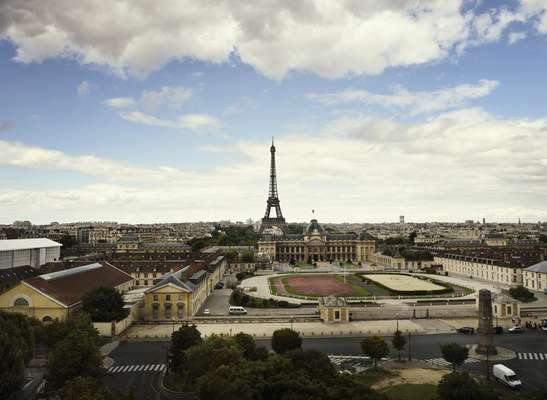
[476,289,497,355]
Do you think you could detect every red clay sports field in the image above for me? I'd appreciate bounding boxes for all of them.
[270,274,361,297]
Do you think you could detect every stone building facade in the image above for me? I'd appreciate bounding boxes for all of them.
[258,219,375,263]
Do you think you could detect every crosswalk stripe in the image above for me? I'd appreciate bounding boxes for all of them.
[539,354,544,360]
[143,365,151,371]
[521,353,527,360]
[534,353,539,360]
[159,364,166,371]
[155,364,162,371]
[121,366,130,372]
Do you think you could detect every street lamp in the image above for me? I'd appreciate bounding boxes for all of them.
[396,313,399,333]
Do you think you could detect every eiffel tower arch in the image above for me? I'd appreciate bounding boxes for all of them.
[259,139,288,235]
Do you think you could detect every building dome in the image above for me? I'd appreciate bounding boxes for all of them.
[306,219,324,235]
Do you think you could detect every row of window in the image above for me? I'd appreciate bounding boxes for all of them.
[152,294,185,302]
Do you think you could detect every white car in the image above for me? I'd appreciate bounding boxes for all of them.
[203,309,210,315]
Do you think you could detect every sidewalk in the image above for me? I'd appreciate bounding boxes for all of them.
[125,317,482,340]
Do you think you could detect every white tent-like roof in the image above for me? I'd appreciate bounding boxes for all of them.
[0,238,62,252]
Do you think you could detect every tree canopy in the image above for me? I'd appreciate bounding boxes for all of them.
[437,372,499,400]
[82,287,128,322]
[0,315,26,400]
[391,330,407,361]
[361,336,389,367]
[271,328,302,355]
[440,343,469,373]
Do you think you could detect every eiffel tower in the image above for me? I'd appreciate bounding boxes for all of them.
[259,139,288,235]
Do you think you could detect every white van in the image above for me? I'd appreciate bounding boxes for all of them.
[493,364,521,388]
[229,306,247,315]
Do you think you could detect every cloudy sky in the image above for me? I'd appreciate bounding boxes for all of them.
[1,0,547,224]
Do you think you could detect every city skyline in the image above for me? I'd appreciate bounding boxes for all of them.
[1,1,547,224]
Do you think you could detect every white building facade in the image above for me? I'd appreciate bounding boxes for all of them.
[0,239,62,270]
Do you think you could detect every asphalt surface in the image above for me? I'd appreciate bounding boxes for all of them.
[104,331,547,399]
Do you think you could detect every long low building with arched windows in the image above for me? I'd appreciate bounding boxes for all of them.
[0,262,134,322]
[258,219,376,264]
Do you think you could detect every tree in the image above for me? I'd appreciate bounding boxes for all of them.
[40,311,100,348]
[509,285,535,302]
[408,231,417,244]
[240,251,255,263]
[440,343,469,373]
[286,349,336,383]
[47,329,105,390]
[0,317,25,400]
[59,234,78,248]
[170,323,202,374]
[60,377,108,400]
[271,328,302,355]
[437,371,498,400]
[0,311,35,362]
[82,287,128,322]
[361,336,389,368]
[391,330,406,362]
[233,333,256,359]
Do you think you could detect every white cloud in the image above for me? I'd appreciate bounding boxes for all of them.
[119,111,220,132]
[508,31,527,44]
[103,86,192,111]
[1,1,544,80]
[2,107,547,223]
[140,86,193,110]
[77,81,91,96]
[307,80,499,116]
[103,97,136,108]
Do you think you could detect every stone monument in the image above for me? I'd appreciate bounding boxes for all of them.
[476,289,497,355]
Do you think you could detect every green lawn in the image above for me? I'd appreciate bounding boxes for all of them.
[383,384,437,400]
[335,274,371,296]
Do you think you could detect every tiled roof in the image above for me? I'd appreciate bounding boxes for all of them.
[24,262,133,307]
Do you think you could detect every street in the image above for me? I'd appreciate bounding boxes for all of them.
[104,331,547,399]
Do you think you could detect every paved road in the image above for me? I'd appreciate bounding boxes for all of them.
[104,332,547,399]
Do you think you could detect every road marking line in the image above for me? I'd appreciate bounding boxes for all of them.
[534,353,539,360]
[121,366,130,372]
[529,353,534,360]
[159,364,166,371]
[139,365,147,371]
[128,365,137,372]
[142,365,150,371]
[538,353,544,360]
[521,353,526,360]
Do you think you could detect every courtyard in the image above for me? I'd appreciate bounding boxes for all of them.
[362,274,448,293]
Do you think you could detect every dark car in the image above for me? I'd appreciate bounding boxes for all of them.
[457,327,475,334]
[214,282,224,289]
[508,326,525,333]
[493,326,504,334]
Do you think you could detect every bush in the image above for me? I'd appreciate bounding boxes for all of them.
[509,286,535,302]
[271,329,302,354]
[230,289,300,309]
[437,372,499,400]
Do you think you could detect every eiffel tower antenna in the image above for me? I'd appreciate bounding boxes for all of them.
[259,139,288,234]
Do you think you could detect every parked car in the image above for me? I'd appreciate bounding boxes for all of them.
[493,364,521,388]
[229,306,247,315]
[508,325,525,333]
[493,326,504,334]
[214,282,224,289]
[203,309,210,315]
[457,327,475,334]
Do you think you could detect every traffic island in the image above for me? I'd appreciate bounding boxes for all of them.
[467,345,516,361]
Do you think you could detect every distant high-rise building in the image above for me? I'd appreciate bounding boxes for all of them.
[483,217,486,225]
[399,216,405,224]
